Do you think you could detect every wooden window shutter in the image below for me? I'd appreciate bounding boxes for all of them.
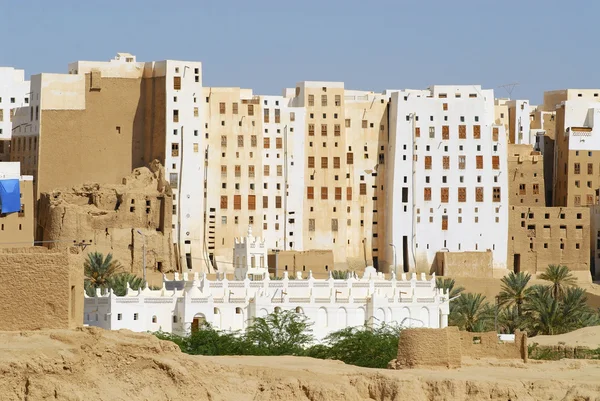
[248,195,256,210]
[346,152,354,164]
[360,183,366,195]
[473,125,481,139]
[442,125,449,140]
[441,187,449,203]
[263,196,268,208]
[458,125,466,139]
[335,187,342,200]
[492,127,499,142]
[321,157,328,168]
[476,155,483,169]
[346,187,352,200]
[275,196,282,208]
[476,187,483,202]
[173,76,181,90]
[333,157,340,168]
[219,102,226,114]
[424,187,431,201]
[458,187,466,202]
[234,195,241,210]
[424,156,432,170]
[220,196,227,209]
[307,187,314,199]
[443,156,449,170]
[263,137,270,148]
[308,156,315,168]
[321,187,328,200]
[492,156,500,170]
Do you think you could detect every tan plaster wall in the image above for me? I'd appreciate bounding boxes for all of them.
[268,249,334,279]
[434,251,493,278]
[34,74,166,199]
[38,162,175,278]
[508,206,590,274]
[507,144,545,206]
[0,179,34,247]
[0,247,82,330]
[460,330,526,360]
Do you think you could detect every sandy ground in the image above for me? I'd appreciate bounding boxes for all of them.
[530,325,600,349]
[0,327,599,401]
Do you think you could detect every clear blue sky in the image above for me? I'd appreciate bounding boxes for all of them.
[0,0,595,103]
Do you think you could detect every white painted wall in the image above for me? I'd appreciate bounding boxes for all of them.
[387,86,509,273]
[84,269,450,340]
[0,68,30,153]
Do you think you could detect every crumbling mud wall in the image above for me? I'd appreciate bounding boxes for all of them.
[38,161,176,278]
[391,327,527,369]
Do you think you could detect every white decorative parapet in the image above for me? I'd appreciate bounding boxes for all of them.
[84,267,450,340]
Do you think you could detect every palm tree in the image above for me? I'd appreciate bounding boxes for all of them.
[496,305,523,334]
[539,264,577,300]
[523,285,562,336]
[435,278,465,299]
[450,293,493,332]
[84,252,122,293]
[331,270,350,279]
[108,273,145,296]
[498,271,531,316]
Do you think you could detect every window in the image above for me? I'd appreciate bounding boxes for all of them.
[424,156,432,170]
[171,143,179,157]
[574,195,581,206]
[308,124,315,136]
[335,187,342,200]
[333,157,340,168]
[362,120,368,128]
[587,194,594,205]
[277,165,282,176]
[263,137,270,148]
[237,135,244,147]
[429,127,435,138]
[473,155,483,170]
[458,125,466,139]
[248,165,255,178]
[492,127,499,142]
[588,163,594,175]
[221,135,227,147]
[346,152,354,164]
[248,104,254,115]
[441,187,449,203]
[275,108,281,123]
[321,157,328,168]
[308,156,315,168]
[424,187,431,201]
[345,119,351,128]
[442,215,448,231]
[442,125,449,140]
[475,187,483,202]
[321,187,328,200]
[276,138,282,149]
[263,165,270,176]
[169,173,178,188]
[308,94,314,106]
[458,156,466,170]
[235,165,241,177]
[321,94,327,106]
[334,124,341,136]
[442,156,450,170]
[415,127,421,137]
[473,125,481,139]
[443,103,448,111]
[492,156,499,170]
[173,76,181,90]
[219,102,226,114]
[574,163,580,174]
[220,196,227,209]
[309,219,315,231]
[234,195,241,210]
[346,187,352,200]
[360,183,367,195]
[232,102,238,114]
[248,195,256,210]
[458,187,466,202]
[519,184,526,195]
[263,108,269,123]
[173,109,179,122]
[493,187,501,202]
[533,184,539,195]
[331,218,338,231]
[263,196,269,208]
[251,135,257,147]
[321,124,327,136]
[307,187,314,199]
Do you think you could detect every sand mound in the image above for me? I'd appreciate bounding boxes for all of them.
[530,325,600,349]
[1,327,600,401]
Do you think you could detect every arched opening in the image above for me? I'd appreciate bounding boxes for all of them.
[152,315,157,323]
[191,313,206,332]
[295,306,304,314]
[274,306,282,313]
[235,307,242,314]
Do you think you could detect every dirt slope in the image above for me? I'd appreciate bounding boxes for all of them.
[1,327,599,401]
[530,325,600,348]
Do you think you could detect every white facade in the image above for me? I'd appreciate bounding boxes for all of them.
[233,226,269,280]
[510,100,532,145]
[84,268,450,340]
[0,68,30,157]
[387,85,509,273]
[259,94,306,251]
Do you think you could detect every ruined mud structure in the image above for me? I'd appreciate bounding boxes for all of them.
[390,327,528,369]
[38,161,175,280]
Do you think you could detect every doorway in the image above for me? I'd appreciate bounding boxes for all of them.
[191,314,206,332]
[513,254,521,273]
